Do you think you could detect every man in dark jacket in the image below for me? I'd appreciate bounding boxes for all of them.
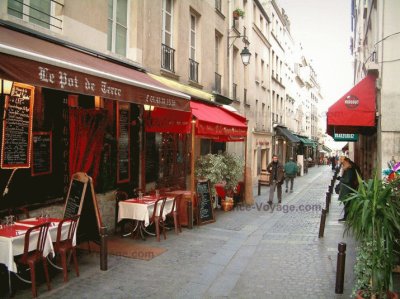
[267,155,285,204]
[284,157,298,193]
[338,157,358,221]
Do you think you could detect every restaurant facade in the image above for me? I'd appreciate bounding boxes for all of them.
[0,22,249,231]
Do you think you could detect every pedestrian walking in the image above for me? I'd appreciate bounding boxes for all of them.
[338,157,358,221]
[266,155,285,204]
[284,157,298,193]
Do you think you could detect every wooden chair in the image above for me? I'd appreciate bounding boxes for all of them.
[15,222,51,298]
[149,197,167,241]
[166,194,183,234]
[53,215,80,282]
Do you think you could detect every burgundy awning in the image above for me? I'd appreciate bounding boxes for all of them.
[191,101,247,141]
[327,74,377,136]
[0,26,190,111]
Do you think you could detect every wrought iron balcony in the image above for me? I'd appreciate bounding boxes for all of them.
[189,59,199,83]
[161,44,175,72]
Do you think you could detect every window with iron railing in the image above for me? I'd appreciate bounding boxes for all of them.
[215,0,222,12]
[189,58,199,82]
[214,72,221,93]
[232,83,237,100]
[8,0,63,30]
[161,43,175,72]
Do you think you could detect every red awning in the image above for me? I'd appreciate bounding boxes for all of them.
[145,107,191,133]
[327,74,377,136]
[0,26,190,111]
[191,101,247,141]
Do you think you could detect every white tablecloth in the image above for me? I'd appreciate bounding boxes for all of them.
[118,197,174,226]
[0,218,75,273]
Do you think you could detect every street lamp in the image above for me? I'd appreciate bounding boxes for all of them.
[228,32,251,66]
[240,46,251,66]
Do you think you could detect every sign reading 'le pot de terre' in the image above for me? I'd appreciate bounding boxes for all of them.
[333,133,359,142]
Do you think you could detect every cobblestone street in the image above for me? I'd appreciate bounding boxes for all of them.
[8,165,357,299]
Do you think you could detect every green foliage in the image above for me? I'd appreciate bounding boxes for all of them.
[195,153,244,193]
[344,171,400,297]
[233,8,245,17]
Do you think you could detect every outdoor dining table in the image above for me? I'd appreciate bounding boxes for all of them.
[0,217,77,294]
[117,195,174,239]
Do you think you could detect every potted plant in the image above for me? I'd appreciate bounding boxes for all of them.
[233,8,245,19]
[195,153,244,211]
[343,172,400,298]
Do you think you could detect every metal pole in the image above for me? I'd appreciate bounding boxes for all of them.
[318,209,327,238]
[335,242,347,294]
[325,193,330,213]
[100,226,108,271]
[190,120,196,229]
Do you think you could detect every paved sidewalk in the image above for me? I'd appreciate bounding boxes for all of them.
[5,165,357,299]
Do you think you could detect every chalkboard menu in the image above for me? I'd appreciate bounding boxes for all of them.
[64,178,86,219]
[1,83,34,169]
[31,132,52,176]
[63,172,102,243]
[117,103,130,183]
[196,180,215,224]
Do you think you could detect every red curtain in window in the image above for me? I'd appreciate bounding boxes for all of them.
[69,108,107,185]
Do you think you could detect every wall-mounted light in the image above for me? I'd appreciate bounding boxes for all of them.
[144,104,154,111]
[0,79,13,95]
[94,96,104,109]
[228,31,252,66]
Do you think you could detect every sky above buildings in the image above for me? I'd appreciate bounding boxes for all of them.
[277,0,354,112]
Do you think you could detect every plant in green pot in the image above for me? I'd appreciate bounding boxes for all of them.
[344,172,400,298]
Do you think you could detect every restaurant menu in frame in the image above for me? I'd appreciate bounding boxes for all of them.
[31,131,52,176]
[1,82,34,169]
[117,102,130,183]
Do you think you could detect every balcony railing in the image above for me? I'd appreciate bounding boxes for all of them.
[8,0,63,30]
[189,59,199,83]
[214,72,221,93]
[161,44,175,72]
[232,83,237,100]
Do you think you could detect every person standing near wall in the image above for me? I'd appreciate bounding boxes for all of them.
[284,157,298,193]
[266,155,285,205]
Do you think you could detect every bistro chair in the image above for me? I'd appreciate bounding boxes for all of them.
[14,222,51,298]
[149,197,167,242]
[166,194,183,234]
[53,215,80,282]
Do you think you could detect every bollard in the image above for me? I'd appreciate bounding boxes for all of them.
[318,209,327,238]
[187,200,193,229]
[335,242,347,294]
[100,226,108,271]
[325,193,330,213]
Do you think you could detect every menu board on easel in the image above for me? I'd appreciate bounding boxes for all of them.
[31,132,52,176]
[1,83,34,169]
[117,102,130,183]
[196,180,215,225]
[63,172,102,243]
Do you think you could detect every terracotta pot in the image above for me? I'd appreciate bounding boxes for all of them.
[221,198,234,211]
[233,11,239,19]
[356,290,398,299]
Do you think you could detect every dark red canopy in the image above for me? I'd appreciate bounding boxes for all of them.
[327,74,377,136]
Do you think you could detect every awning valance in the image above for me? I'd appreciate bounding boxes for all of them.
[0,26,190,111]
[190,101,247,141]
[275,126,300,143]
[296,135,314,146]
[327,74,376,136]
[144,107,191,133]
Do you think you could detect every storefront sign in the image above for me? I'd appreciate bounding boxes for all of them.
[0,52,189,111]
[1,83,34,169]
[333,133,359,141]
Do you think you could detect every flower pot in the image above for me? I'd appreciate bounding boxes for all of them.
[221,197,234,211]
[356,290,398,299]
[233,11,239,19]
